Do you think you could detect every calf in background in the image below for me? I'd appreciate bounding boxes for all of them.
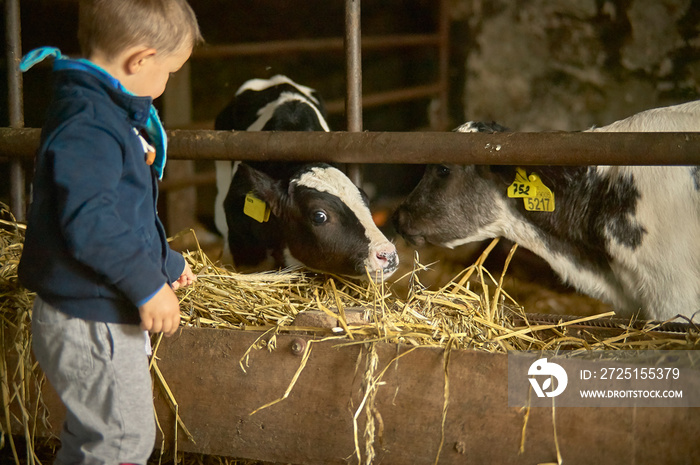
[393,101,700,321]
[215,75,398,281]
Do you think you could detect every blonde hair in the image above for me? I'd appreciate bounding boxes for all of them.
[78,0,203,59]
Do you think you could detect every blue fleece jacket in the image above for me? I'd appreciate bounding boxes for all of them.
[18,59,185,325]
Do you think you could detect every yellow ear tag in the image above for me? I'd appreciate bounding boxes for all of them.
[244,192,271,223]
[507,168,555,212]
[507,167,538,198]
[524,172,555,211]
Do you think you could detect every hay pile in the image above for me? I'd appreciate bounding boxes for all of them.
[2,204,699,464]
[176,231,698,352]
[1,208,49,465]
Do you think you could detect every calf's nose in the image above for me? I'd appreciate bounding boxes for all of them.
[368,242,399,280]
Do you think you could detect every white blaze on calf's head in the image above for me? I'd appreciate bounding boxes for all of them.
[292,166,398,280]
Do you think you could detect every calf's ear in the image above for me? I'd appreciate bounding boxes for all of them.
[238,163,288,217]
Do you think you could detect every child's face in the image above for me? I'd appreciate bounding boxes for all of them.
[129,45,192,99]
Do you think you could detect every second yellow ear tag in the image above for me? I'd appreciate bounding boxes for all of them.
[507,168,555,212]
[244,192,271,223]
[523,172,555,211]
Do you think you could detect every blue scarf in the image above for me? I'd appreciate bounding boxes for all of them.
[20,47,169,179]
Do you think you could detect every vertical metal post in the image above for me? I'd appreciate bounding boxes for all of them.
[344,0,363,186]
[6,0,26,220]
[436,0,450,130]
[162,61,197,236]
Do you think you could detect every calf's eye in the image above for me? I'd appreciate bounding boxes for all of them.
[436,165,451,178]
[312,210,328,224]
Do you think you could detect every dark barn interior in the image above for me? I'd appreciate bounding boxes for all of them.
[2,1,700,463]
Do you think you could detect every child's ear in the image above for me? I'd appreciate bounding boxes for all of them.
[125,48,157,75]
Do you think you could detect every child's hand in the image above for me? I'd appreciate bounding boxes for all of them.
[171,262,196,290]
[139,284,181,337]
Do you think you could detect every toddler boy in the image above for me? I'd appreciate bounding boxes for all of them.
[18,1,203,463]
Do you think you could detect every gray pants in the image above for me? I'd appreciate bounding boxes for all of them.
[32,297,155,465]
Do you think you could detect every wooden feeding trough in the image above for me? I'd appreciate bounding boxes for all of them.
[6,325,700,464]
[146,326,700,465]
[3,223,700,465]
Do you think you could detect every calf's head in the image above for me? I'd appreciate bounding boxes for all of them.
[392,164,509,249]
[244,163,399,281]
[393,121,512,249]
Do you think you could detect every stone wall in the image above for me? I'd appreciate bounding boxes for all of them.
[452,0,700,131]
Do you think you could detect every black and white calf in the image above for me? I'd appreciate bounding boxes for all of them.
[214,75,398,281]
[393,101,700,320]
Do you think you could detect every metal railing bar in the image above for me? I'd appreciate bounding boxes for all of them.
[191,33,441,58]
[2,128,698,166]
